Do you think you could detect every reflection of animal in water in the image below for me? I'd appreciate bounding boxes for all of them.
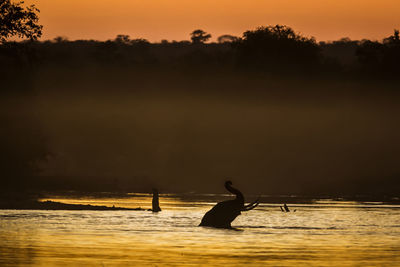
[199,181,259,229]
[280,203,296,212]
[150,188,161,212]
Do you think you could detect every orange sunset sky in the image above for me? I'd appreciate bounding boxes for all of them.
[26,0,399,42]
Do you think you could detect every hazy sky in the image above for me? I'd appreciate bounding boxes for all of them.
[26,0,399,42]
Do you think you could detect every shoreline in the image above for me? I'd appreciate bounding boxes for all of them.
[0,200,144,211]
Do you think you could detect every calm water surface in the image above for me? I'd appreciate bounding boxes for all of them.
[1,195,400,266]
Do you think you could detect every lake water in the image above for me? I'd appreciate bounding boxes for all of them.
[1,195,400,266]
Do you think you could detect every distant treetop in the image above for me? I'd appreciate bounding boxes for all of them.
[383,29,400,45]
[190,29,211,44]
[241,25,316,44]
[217,34,239,44]
[114,34,149,45]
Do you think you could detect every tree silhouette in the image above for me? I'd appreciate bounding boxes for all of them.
[356,29,400,77]
[235,25,319,71]
[0,0,42,43]
[53,36,68,43]
[383,29,400,45]
[190,29,211,44]
[115,34,131,44]
[395,30,400,42]
[382,29,400,76]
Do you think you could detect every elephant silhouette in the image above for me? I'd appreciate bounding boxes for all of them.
[199,181,259,229]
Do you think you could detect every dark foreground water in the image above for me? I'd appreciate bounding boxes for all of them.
[1,195,400,266]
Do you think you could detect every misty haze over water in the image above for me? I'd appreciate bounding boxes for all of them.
[4,72,400,196]
[1,26,400,197]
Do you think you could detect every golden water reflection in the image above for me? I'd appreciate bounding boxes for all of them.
[1,197,400,266]
[39,194,192,210]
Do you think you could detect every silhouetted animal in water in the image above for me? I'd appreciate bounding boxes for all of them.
[199,181,259,229]
[284,203,290,212]
[151,188,161,212]
[280,204,296,212]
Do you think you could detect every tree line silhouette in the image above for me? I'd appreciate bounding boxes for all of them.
[1,26,400,83]
[1,1,399,81]
[1,1,399,83]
